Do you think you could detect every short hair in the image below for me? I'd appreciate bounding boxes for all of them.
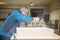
[20,7,29,12]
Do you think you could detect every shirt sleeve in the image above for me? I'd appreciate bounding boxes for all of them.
[13,10,33,22]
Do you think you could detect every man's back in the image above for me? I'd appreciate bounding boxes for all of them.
[0,10,20,38]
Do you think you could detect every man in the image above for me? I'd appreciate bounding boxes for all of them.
[0,7,39,40]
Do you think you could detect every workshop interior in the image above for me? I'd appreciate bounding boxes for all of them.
[0,0,60,40]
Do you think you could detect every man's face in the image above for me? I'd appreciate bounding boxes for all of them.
[21,10,28,16]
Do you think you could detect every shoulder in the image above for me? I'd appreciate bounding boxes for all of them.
[12,10,23,18]
[12,10,21,15]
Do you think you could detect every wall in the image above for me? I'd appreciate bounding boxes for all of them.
[0,13,8,19]
[50,9,60,20]
[0,9,15,19]
[48,0,60,24]
[0,6,47,19]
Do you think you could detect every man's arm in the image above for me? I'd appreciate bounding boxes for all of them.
[13,10,33,22]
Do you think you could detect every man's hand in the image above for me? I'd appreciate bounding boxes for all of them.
[33,17,40,23]
[26,17,40,26]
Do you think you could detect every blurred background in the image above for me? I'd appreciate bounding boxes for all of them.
[0,0,60,35]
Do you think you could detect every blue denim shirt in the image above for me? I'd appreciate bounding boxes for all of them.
[0,10,33,38]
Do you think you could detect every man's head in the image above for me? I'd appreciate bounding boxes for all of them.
[20,7,29,16]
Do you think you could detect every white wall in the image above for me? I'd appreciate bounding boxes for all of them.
[48,0,60,21]
[50,9,60,20]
